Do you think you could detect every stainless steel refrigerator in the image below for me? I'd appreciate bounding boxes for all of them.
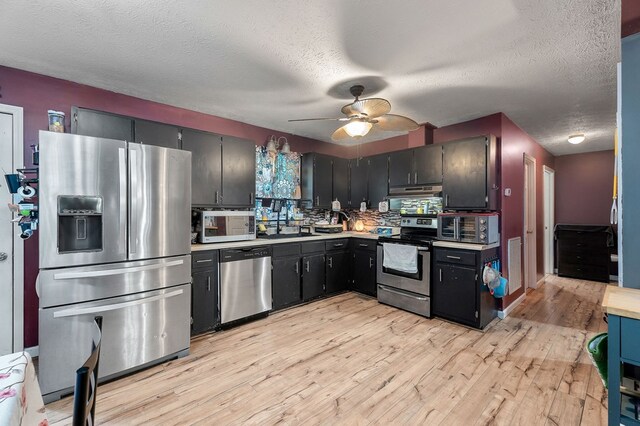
[37,131,192,402]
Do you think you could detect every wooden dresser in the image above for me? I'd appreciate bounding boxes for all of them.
[555,224,612,283]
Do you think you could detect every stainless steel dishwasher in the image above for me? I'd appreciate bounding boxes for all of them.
[219,246,272,324]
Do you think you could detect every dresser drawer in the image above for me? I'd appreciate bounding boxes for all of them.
[557,263,609,282]
[557,251,609,267]
[621,317,640,365]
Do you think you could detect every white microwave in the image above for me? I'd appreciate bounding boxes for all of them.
[200,210,256,243]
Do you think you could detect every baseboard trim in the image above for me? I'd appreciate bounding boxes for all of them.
[537,276,547,287]
[498,292,527,319]
[24,345,38,358]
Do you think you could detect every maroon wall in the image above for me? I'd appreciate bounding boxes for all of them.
[555,150,614,225]
[623,0,640,37]
[0,65,347,347]
[499,115,555,307]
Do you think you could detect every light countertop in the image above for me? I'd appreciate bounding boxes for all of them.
[191,231,379,251]
[431,240,501,251]
[602,286,640,320]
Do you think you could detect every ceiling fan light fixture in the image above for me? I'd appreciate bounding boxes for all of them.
[344,120,372,137]
[568,133,585,144]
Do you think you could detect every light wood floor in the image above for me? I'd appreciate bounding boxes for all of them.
[46,275,609,425]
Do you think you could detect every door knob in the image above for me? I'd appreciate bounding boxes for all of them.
[0,253,7,262]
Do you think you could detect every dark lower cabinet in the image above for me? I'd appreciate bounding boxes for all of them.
[433,264,477,325]
[191,250,219,335]
[433,246,498,329]
[352,248,377,296]
[302,253,326,300]
[272,256,302,309]
[326,250,350,294]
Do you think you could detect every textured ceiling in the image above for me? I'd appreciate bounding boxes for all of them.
[0,0,619,155]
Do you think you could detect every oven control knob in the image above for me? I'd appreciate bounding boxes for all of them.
[480,233,486,240]
[480,225,486,231]
[480,219,486,224]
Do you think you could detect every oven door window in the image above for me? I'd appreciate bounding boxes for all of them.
[458,217,478,242]
[382,252,424,281]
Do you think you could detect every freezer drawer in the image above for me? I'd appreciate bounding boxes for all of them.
[38,255,191,308]
[39,284,191,398]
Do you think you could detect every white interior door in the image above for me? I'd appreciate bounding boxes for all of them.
[543,166,555,275]
[0,104,24,355]
[524,155,537,290]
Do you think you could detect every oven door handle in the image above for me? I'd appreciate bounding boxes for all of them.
[378,284,428,301]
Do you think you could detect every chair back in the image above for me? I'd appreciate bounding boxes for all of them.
[72,316,103,426]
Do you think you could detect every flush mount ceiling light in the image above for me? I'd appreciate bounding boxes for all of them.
[344,119,373,137]
[289,85,419,141]
[568,134,586,144]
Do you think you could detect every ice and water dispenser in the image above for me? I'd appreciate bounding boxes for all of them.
[57,196,103,253]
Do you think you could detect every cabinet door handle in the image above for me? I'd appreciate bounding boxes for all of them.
[207,276,211,292]
[414,172,418,184]
[369,257,373,269]
[196,259,213,263]
[445,194,449,207]
[215,191,219,204]
[333,243,344,248]
[306,260,310,273]
[295,262,299,275]
[446,255,461,260]
[407,172,411,184]
[439,269,442,282]
[250,192,253,204]
[328,257,333,268]
[316,196,320,206]
[359,243,369,248]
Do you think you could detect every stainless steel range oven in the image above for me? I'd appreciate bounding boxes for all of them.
[376,216,437,317]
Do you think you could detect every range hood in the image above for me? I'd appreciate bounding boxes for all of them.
[387,185,443,198]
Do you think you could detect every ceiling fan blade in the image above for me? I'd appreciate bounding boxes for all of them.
[374,114,420,131]
[331,125,351,141]
[341,98,391,118]
[288,117,350,122]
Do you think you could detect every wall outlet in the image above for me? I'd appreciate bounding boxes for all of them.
[504,188,512,196]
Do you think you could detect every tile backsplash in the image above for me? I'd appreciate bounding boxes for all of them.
[302,207,401,230]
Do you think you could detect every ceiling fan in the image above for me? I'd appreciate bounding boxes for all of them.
[289,85,420,141]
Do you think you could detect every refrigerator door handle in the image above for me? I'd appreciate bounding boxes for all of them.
[129,148,139,254]
[53,289,184,318]
[118,148,127,246]
[53,259,185,280]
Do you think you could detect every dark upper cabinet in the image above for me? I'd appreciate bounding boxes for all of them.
[389,145,443,188]
[367,154,389,207]
[442,135,497,211]
[272,256,302,310]
[71,107,134,141]
[332,158,349,207]
[350,157,368,207]
[134,119,180,149]
[326,249,350,294]
[181,129,222,206]
[414,144,443,185]
[221,136,256,207]
[302,253,325,300]
[388,150,414,187]
[301,153,333,208]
